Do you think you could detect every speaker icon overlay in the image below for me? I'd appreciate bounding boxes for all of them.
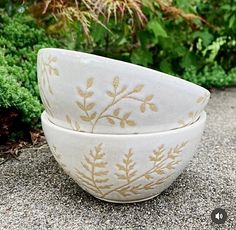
[211,208,227,224]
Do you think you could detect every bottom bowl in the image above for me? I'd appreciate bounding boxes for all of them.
[42,111,206,203]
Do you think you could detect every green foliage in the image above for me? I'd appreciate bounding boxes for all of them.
[0,12,63,127]
[72,0,236,88]
[0,54,42,124]
[183,64,236,88]
[3,1,234,90]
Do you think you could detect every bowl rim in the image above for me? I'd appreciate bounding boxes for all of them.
[38,48,210,95]
[42,110,206,137]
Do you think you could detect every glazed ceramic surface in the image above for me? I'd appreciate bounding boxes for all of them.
[42,111,207,203]
[38,48,210,134]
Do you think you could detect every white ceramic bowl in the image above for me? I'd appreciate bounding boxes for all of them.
[42,110,206,203]
[38,48,210,134]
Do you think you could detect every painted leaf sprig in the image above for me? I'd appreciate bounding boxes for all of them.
[74,141,188,199]
[51,146,71,175]
[196,93,209,104]
[38,54,59,118]
[146,142,187,179]
[65,114,80,131]
[47,55,59,76]
[75,76,158,132]
[106,77,127,98]
[114,142,187,197]
[105,108,136,128]
[149,144,165,165]
[39,83,54,117]
[117,184,143,197]
[75,144,112,195]
[40,55,59,95]
[115,149,137,183]
[179,93,208,128]
[76,78,97,124]
[143,176,171,190]
[140,95,158,113]
[120,112,136,128]
[178,111,199,127]
[167,142,188,160]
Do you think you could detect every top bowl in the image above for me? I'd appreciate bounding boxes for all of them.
[37,48,210,134]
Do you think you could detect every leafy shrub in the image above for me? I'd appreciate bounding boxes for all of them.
[7,1,235,89]
[0,12,63,127]
[4,0,236,90]
[183,64,236,88]
[61,0,235,88]
[0,52,42,124]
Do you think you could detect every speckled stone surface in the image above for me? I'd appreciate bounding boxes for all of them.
[0,88,235,230]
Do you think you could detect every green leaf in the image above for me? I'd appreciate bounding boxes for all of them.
[142,0,156,11]
[131,48,153,66]
[138,31,152,48]
[180,52,198,70]
[221,4,232,10]
[6,0,13,16]
[229,15,236,29]
[159,58,173,74]
[147,20,168,38]
[91,25,107,43]
[193,30,214,47]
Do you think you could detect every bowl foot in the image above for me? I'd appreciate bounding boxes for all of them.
[93,193,161,204]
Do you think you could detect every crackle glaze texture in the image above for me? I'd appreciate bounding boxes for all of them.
[42,111,206,203]
[37,48,209,134]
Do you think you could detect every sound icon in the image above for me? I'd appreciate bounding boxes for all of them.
[211,208,227,224]
[215,212,223,220]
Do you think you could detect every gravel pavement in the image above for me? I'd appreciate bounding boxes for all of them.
[0,88,236,230]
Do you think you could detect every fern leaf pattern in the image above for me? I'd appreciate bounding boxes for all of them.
[75,144,112,196]
[115,149,137,183]
[51,146,71,175]
[72,141,188,199]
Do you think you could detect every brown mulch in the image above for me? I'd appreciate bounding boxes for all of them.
[0,129,45,164]
[0,107,45,163]
[0,108,19,137]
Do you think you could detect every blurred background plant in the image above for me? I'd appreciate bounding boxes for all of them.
[0,0,235,139]
[22,0,235,85]
[0,9,64,139]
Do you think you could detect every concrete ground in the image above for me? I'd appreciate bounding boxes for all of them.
[0,88,236,230]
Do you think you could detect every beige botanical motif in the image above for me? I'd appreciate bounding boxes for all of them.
[51,146,71,175]
[39,85,54,117]
[39,54,59,116]
[196,93,209,105]
[65,114,80,131]
[74,142,187,198]
[178,111,199,128]
[178,93,209,128]
[75,144,113,195]
[39,55,59,95]
[76,77,158,132]
[115,149,137,183]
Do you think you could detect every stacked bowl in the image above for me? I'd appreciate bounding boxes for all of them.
[38,48,210,203]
